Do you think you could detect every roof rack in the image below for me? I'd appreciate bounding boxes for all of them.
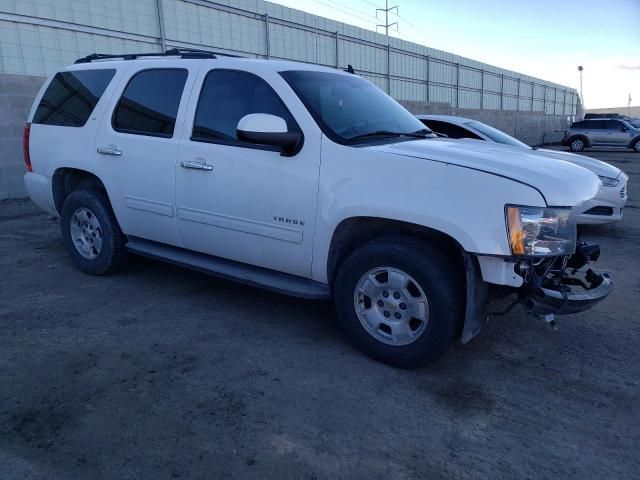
[74,48,243,64]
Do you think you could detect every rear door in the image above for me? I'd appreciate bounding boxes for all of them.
[587,120,609,144]
[94,61,200,246]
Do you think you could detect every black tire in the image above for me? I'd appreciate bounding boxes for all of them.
[333,236,464,368]
[60,189,128,275]
[569,137,586,152]
[632,139,640,153]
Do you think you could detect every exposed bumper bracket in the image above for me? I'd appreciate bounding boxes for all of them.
[525,269,613,316]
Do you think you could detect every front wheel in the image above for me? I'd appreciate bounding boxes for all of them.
[632,139,640,153]
[60,189,128,275]
[333,237,464,368]
[569,138,586,152]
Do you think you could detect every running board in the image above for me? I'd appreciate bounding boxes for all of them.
[125,237,331,300]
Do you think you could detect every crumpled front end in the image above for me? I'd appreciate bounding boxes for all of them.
[507,241,613,319]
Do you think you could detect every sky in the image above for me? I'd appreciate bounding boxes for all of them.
[271,0,640,109]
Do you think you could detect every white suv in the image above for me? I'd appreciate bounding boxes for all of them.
[23,49,612,367]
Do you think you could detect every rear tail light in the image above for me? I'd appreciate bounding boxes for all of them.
[23,122,32,172]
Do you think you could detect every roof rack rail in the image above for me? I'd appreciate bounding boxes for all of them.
[74,48,244,64]
[164,47,242,59]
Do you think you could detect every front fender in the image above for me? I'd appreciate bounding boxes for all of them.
[311,140,545,282]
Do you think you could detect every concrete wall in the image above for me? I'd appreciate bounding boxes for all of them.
[0,73,45,200]
[400,101,571,146]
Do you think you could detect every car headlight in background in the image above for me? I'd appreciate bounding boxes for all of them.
[598,175,619,187]
[506,206,576,256]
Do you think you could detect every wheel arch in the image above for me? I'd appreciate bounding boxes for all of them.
[52,167,109,214]
[326,216,467,287]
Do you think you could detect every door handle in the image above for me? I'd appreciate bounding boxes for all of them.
[181,160,213,171]
[97,146,122,156]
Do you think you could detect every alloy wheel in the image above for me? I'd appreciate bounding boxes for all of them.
[70,207,103,260]
[354,267,430,346]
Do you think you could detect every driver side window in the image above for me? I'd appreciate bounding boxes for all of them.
[191,69,300,147]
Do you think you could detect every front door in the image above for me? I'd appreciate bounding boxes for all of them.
[605,120,631,145]
[175,68,321,278]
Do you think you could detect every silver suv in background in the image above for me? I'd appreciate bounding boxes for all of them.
[564,118,640,153]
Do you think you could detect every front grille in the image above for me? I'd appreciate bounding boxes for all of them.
[620,185,626,199]
[584,206,614,216]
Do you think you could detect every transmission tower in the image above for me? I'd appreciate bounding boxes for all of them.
[376,0,398,38]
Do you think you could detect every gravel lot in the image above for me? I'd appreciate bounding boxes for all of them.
[1,147,638,479]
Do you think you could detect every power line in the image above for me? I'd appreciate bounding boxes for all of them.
[312,0,379,27]
[319,0,380,22]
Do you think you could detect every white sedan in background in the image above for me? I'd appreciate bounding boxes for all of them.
[417,115,629,225]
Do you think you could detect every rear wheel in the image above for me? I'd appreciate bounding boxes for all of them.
[334,237,464,368]
[60,189,128,275]
[569,137,585,152]
[632,139,640,153]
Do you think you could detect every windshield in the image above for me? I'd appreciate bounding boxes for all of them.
[280,70,430,144]
[464,121,530,149]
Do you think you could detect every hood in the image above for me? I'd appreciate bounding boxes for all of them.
[536,148,622,179]
[367,138,601,207]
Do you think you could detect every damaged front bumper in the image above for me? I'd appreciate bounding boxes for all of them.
[525,269,613,315]
[517,240,613,317]
[460,241,613,344]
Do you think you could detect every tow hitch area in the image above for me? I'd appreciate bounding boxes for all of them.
[496,242,614,324]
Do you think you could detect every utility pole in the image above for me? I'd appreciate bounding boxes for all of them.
[577,65,584,113]
[376,0,398,37]
[376,0,398,94]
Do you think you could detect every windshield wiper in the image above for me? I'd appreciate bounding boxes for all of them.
[347,129,431,142]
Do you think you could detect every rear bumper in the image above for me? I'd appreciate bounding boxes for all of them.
[24,172,57,216]
[526,270,612,315]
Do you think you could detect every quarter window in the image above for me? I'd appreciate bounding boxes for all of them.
[33,69,116,127]
[113,69,187,137]
[192,70,299,147]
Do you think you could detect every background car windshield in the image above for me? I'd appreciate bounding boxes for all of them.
[465,121,530,148]
[281,70,427,143]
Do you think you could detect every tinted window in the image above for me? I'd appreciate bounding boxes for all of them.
[192,70,299,146]
[33,69,115,127]
[582,121,606,130]
[113,69,187,137]
[607,120,630,130]
[281,70,427,144]
[421,119,481,140]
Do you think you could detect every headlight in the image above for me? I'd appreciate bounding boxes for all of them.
[598,176,619,187]
[506,206,576,256]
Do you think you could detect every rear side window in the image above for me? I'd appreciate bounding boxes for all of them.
[192,69,299,147]
[33,69,116,127]
[113,69,188,137]
[580,121,605,130]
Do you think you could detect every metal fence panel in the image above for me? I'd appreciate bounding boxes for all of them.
[0,0,577,115]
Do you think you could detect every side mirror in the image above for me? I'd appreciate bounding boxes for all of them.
[236,113,303,156]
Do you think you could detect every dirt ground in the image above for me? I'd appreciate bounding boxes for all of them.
[1,147,638,479]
